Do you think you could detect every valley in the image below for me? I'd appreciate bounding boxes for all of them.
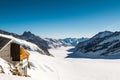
[42,47,120,80]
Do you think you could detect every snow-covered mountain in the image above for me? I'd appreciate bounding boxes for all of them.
[22,31,70,48]
[44,38,71,48]
[63,37,88,46]
[22,31,71,49]
[43,37,88,48]
[22,31,88,48]
[67,31,120,59]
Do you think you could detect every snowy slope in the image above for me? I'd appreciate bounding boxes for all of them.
[0,58,12,75]
[71,31,120,58]
[0,74,32,80]
[0,56,32,80]
[27,51,59,80]
[92,31,113,39]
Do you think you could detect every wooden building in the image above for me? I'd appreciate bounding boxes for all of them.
[0,36,30,76]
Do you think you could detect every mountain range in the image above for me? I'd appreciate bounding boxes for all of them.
[67,31,120,59]
[0,29,87,56]
[22,31,88,48]
[2,29,120,59]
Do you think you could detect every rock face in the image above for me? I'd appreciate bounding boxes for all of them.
[68,31,120,59]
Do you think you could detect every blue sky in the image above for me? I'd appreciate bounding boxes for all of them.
[0,0,120,38]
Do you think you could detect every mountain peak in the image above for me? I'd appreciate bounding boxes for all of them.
[22,31,41,40]
[92,31,113,39]
[23,31,34,36]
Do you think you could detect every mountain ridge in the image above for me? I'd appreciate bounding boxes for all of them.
[22,31,88,48]
[67,31,120,59]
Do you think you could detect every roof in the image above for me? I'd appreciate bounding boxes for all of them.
[0,37,11,50]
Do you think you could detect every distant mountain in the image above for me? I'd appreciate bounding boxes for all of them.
[67,31,120,59]
[44,38,71,48]
[0,29,23,39]
[22,31,88,48]
[63,37,88,46]
[44,37,88,48]
[22,31,70,49]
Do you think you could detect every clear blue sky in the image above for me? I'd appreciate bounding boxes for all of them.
[0,0,120,38]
